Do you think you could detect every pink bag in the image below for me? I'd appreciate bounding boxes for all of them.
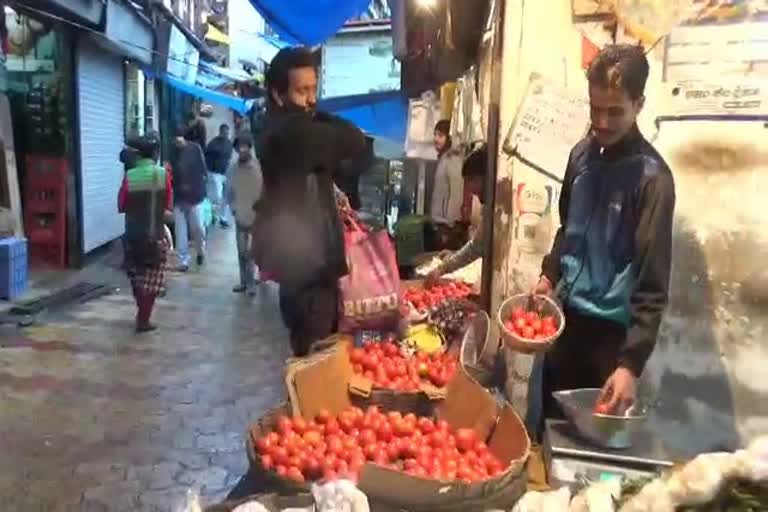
[338,215,401,332]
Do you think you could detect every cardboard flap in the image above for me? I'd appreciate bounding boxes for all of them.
[348,374,373,397]
[489,404,531,467]
[436,368,498,441]
[420,382,448,400]
[290,344,353,419]
[360,464,461,507]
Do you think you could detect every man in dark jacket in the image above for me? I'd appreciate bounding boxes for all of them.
[171,126,208,272]
[254,47,367,357]
[534,45,675,424]
[205,124,234,227]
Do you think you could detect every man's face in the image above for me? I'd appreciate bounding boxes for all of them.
[589,84,644,148]
[273,66,317,112]
[237,144,251,160]
[174,136,186,147]
[434,130,448,153]
[221,127,230,139]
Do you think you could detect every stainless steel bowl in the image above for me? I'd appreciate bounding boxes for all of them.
[553,388,647,449]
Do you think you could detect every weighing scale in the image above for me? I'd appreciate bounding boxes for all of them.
[543,419,677,488]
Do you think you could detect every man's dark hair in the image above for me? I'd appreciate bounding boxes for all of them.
[586,44,649,101]
[235,131,253,149]
[175,124,187,138]
[462,144,488,178]
[434,119,451,136]
[134,132,160,159]
[265,47,317,104]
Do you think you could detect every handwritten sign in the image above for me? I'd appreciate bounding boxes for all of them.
[659,80,768,117]
[504,74,590,182]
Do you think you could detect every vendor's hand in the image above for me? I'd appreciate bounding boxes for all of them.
[533,275,553,296]
[425,269,442,288]
[599,367,637,415]
[438,249,452,260]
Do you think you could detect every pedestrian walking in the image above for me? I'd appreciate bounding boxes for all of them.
[205,123,234,227]
[253,46,367,357]
[117,133,172,333]
[171,126,208,272]
[226,132,263,295]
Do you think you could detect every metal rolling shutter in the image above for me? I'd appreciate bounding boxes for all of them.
[76,39,125,253]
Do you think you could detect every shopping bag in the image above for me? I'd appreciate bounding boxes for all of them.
[338,214,401,332]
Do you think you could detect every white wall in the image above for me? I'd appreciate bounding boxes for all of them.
[495,0,768,455]
[228,0,276,69]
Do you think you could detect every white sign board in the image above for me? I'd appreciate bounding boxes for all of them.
[503,74,590,181]
[321,32,401,98]
[665,22,768,81]
[659,80,768,118]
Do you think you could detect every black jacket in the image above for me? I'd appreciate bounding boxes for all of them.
[253,111,367,288]
[171,142,207,205]
[205,135,233,175]
[542,126,676,376]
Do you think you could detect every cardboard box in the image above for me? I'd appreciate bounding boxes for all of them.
[261,340,532,511]
[286,338,446,420]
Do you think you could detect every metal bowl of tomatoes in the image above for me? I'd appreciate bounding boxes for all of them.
[552,388,647,449]
[497,294,565,354]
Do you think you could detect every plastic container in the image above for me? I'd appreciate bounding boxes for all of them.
[0,238,28,300]
[460,311,500,387]
[497,294,565,354]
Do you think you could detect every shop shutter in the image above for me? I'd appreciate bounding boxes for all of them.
[76,39,125,253]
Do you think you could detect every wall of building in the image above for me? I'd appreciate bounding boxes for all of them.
[228,0,272,70]
[494,0,768,455]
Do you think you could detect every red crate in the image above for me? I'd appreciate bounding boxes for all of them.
[25,155,68,188]
[29,242,66,268]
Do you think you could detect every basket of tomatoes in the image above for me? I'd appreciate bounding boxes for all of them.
[497,294,565,354]
[403,280,474,321]
[348,340,458,417]
[247,404,528,511]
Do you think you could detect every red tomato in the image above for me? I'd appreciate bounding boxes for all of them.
[521,325,536,340]
[286,466,305,483]
[513,317,528,331]
[531,318,543,333]
[260,454,274,470]
[511,306,525,320]
[350,347,366,365]
[276,465,288,478]
[276,416,293,435]
[359,428,377,445]
[377,421,394,442]
[524,311,539,324]
[256,436,273,454]
[271,446,289,466]
[304,456,321,479]
[594,402,611,415]
[322,468,338,482]
[292,417,308,435]
[418,417,436,434]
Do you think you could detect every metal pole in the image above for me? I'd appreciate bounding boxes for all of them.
[480,0,507,312]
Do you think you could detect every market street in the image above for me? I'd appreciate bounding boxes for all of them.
[0,230,289,511]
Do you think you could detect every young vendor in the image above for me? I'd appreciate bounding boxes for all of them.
[534,45,676,419]
[425,144,487,284]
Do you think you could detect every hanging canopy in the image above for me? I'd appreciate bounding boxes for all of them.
[246,0,372,46]
[318,91,407,159]
[162,73,255,114]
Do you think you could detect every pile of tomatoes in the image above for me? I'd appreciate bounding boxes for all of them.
[255,406,506,484]
[502,306,559,341]
[404,281,473,314]
[349,341,458,390]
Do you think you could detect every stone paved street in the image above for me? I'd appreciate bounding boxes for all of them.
[0,230,290,511]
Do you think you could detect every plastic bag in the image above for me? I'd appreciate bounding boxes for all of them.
[337,215,400,332]
[312,480,370,512]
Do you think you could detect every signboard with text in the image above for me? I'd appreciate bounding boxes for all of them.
[659,80,768,117]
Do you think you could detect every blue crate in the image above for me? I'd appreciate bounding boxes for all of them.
[0,238,28,300]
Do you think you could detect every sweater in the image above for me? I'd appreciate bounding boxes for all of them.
[226,156,263,227]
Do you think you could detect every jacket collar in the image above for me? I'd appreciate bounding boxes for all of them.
[593,124,644,161]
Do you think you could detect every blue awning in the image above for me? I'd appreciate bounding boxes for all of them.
[162,73,255,114]
[318,91,407,159]
[247,0,372,46]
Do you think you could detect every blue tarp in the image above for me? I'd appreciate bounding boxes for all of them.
[162,73,255,115]
[318,91,407,158]
[247,0,372,46]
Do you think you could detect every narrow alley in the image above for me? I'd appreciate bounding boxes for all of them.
[0,230,290,511]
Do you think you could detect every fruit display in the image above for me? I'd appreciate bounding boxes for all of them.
[427,298,480,348]
[254,406,506,485]
[404,281,474,314]
[349,341,458,390]
[502,305,559,341]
